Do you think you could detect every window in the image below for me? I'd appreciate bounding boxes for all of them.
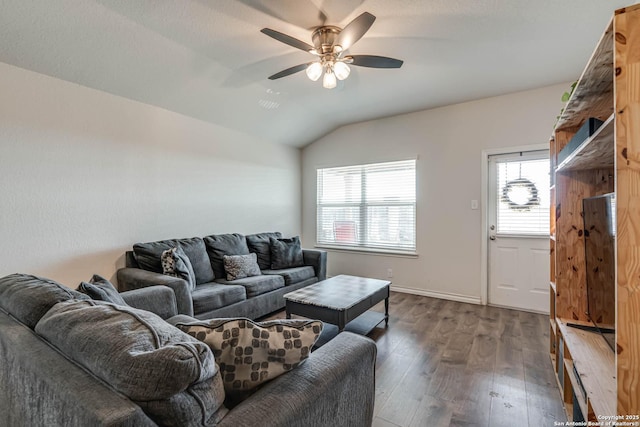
[496,157,550,235]
[316,159,416,253]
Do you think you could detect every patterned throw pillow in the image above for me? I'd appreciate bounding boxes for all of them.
[77,274,128,306]
[269,236,304,269]
[161,247,196,291]
[223,253,262,281]
[175,318,322,400]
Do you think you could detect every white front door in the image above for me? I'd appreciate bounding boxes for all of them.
[488,151,550,313]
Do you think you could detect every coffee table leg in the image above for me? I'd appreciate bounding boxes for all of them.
[384,297,389,325]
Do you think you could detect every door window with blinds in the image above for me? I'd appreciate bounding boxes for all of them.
[316,159,416,252]
[495,156,550,235]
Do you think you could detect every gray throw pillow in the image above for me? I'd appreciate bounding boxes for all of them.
[269,236,304,269]
[161,247,197,291]
[77,274,127,306]
[175,318,322,401]
[223,253,262,281]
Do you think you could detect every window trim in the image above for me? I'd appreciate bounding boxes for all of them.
[314,244,419,258]
[316,159,417,253]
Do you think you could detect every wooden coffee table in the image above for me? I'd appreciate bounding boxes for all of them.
[283,275,390,337]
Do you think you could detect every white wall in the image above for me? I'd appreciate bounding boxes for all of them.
[302,83,567,303]
[0,62,301,287]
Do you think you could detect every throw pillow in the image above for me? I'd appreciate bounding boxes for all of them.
[161,247,197,291]
[77,274,127,306]
[175,318,322,400]
[223,253,262,281]
[269,236,304,269]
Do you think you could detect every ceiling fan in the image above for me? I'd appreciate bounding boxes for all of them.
[261,12,403,89]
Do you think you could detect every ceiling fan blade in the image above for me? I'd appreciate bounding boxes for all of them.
[261,28,316,53]
[335,12,376,50]
[268,63,309,80]
[349,55,403,68]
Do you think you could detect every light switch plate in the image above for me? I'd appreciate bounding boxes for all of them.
[471,200,479,210]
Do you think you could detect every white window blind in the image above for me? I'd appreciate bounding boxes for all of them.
[496,158,550,235]
[316,159,416,252]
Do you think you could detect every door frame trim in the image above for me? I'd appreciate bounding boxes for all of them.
[480,143,548,305]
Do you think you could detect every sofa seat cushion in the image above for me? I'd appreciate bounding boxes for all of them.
[35,300,228,426]
[246,232,282,270]
[261,266,316,286]
[0,273,89,329]
[215,275,285,298]
[192,283,247,314]
[203,233,250,280]
[133,237,215,285]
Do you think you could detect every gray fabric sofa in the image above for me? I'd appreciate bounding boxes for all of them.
[117,232,327,320]
[0,273,377,427]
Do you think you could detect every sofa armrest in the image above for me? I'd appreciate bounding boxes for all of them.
[218,332,376,427]
[302,249,327,281]
[116,268,194,317]
[120,286,178,319]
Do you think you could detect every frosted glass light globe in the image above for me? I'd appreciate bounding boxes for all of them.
[305,62,323,81]
[334,61,351,80]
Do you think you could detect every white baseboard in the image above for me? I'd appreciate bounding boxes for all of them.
[390,285,482,305]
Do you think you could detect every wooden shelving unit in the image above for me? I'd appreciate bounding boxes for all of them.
[549,3,640,421]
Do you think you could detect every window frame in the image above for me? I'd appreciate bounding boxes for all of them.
[315,159,418,256]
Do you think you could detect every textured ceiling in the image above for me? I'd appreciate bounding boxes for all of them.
[0,0,631,147]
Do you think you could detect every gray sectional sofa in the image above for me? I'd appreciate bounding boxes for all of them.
[0,273,377,427]
[117,232,327,320]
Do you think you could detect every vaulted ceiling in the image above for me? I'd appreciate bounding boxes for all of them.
[0,0,630,147]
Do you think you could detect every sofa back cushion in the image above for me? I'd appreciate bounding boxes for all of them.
[203,233,250,280]
[0,273,89,329]
[270,236,304,269]
[133,237,215,285]
[35,300,228,426]
[246,232,282,270]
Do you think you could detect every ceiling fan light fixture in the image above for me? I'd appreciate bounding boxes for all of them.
[323,69,337,89]
[305,62,323,81]
[334,61,351,80]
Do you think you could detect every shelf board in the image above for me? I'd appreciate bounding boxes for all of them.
[556,20,614,131]
[557,320,616,419]
[555,113,614,172]
[565,358,589,419]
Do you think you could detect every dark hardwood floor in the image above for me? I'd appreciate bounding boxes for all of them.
[268,291,566,427]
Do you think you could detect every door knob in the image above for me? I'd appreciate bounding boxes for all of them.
[489,235,496,240]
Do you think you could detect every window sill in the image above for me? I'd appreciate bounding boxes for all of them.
[314,245,419,258]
